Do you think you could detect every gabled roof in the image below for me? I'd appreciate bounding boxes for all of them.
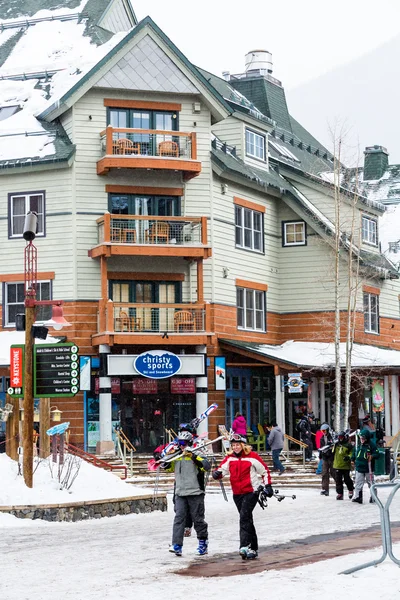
[38,16,232,122]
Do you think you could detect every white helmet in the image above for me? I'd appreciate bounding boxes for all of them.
[177,431,193,443]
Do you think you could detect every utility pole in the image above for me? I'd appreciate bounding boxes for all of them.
[22,211,38,488]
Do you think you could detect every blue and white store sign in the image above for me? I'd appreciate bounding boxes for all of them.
[134,350,182,379]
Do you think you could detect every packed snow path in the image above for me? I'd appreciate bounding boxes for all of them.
[1,488,400,599]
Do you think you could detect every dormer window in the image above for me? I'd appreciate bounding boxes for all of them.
[361,215,378,246]
[245,128,266,162]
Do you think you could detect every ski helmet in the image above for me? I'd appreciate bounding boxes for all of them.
[230,433,246,443]
[177,431,193,444]
[338,430,348,440]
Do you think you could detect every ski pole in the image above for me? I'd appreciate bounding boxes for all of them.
[219,479,228,502]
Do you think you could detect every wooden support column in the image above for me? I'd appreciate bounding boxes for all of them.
[197,259,204,303]
[39,397,50,458]
[99,255,108,332]
[6,395,19,461]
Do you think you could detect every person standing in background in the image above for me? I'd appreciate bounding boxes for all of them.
[232,412,247,440]
[267,422,285,475]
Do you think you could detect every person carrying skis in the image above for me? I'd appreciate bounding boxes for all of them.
[297,413,314,461]
[319,423,336,496]
[212,433,273,560]
[333,431,354,500]
[351,428,379,504]
[163,430,210,556]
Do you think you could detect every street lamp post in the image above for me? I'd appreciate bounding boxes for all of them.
[22,212,71,488]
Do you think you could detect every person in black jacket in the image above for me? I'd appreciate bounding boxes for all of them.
[297,413,314,461]
[319,424,336,496]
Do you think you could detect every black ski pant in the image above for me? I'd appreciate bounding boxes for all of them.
[321,457,336,493]
[335,469,354,495]
[233,492,259,551]
[172,494,208,546]
[302,435,313,460]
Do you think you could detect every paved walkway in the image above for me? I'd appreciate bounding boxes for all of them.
[176,522,400,578]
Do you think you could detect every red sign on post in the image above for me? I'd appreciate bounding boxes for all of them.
[132,379,158,394]
[111,378,120,394]
[10,346,23,387]
[170,378,196,394]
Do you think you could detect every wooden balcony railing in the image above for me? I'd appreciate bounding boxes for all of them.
[100,127,197,160]
[97,214,208,246]
[97,302,208,334]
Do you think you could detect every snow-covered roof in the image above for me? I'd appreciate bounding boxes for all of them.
[222,339,400,369]
[0,330,62,366]
[0,0,133,168]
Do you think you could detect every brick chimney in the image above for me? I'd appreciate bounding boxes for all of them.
[363,145,389,181]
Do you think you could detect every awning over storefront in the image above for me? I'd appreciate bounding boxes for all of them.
[0,331,63,366]
[220,339,400,370]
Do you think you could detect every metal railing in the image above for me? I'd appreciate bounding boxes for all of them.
[100,127,196,159]
[66,442,127,479]
[113,302,206,333]
[283,434,308,466]
[97,214,207,246]
[115,428,136,477]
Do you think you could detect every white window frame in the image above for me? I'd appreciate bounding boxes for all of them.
[235,206,263,253]
[245,128,266,162]
[9,192,45,238]
[361,215,378,247]
[363,292,379,334]
[283,221,306,246]
[237,287,266,332]
[4,281,51,327]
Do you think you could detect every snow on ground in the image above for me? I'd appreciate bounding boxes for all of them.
[1,481,400,599]
[0,454,151,505]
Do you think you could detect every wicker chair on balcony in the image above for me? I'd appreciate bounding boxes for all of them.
[174,310,196,332]
[114,138,140,155]
[158,140,179,157]
[116,310,140,332]
[145,221,170,244]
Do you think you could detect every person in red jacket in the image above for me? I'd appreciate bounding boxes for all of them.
[231,412,247,439]
[212,433,273,560]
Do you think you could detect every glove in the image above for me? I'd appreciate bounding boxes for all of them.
[263,484,274,498]
[212,470,223,480]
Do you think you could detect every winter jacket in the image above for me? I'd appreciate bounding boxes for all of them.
[232,416,247,436]
[298,417,311,440]
[165,452,210,496]
[268,426,284,450]
[218,450,271,495]
[333,441,353,470]
[315,430,324,450]
[351,429,379,473]
[320,431,334,460]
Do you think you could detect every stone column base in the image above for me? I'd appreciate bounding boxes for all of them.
[96,441,115,455]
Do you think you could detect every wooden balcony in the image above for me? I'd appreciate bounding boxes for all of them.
[92,301,211,346]
[97,127,202,179]
[88,214,211,259]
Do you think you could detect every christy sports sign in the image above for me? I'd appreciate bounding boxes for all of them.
[134,350,182,379]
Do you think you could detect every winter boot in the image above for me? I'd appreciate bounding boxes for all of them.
[184,527,192,537]
[369,496,375,503]
[169,544,183,556]
[352,492,363,504]
[348,491,354,500]
[336,494,344,500]
[320,490,329,496]
[239,545,258,560]
[195,539,208,556]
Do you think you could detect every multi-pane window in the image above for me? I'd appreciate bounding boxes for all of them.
[283,221,306,246]
[237,287,266,331]
[4,281,51,327]
[245,129,266,161]
[363,292,379,334]
[362,215,378,246]
[8,192,45,238]
[235,206,263,252]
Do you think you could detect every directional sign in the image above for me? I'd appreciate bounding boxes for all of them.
[9,345,24,397]
[34,343,80,398]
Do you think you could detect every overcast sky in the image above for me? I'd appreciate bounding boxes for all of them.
[132,0,400,89]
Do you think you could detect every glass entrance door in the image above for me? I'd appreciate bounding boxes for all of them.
[225,368,251,430]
